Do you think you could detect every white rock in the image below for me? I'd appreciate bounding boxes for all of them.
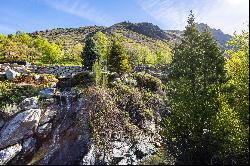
[112,141,131,158]
[81,144,96,165]
[0,109,41,149]
[6,69,20,80]
[0,143,22,165]
[19,97,39,110]
[34,75,40,80]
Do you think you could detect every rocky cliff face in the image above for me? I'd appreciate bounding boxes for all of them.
[0,79,166,165]
[196,23,232,50]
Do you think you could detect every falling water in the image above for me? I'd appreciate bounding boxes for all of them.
[64,91,72,112]
[43,122,62,164]
[42,77,76,164]
[43,88,73,164]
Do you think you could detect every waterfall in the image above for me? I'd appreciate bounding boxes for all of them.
[59,90,73,112]
[43,87,74,164]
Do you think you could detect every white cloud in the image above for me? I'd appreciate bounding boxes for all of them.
[136,0,249,35]
[45,0,114,26]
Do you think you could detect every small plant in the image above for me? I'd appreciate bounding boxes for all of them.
[0,103,19,119]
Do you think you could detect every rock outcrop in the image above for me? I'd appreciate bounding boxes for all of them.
[0,84,165,165]
[0,109,41,149]
[0,144,22,165]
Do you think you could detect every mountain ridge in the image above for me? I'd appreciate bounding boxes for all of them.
[29,21,232,50]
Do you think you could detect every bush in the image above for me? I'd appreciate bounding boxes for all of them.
[0,81,41,117]
[69,71,95,87]
[134,72,164,92]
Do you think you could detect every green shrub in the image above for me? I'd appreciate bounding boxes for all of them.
[0,81,41,109]
[135,72,164,92]
[70,71,95,87]
[138,148,175,165]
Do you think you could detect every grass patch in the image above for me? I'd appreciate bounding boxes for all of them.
[0,81,42,109]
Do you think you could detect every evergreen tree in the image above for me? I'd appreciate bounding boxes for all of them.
[82,31,108,70]
[82,37,95,70]
[165,11,226,164]
[108,36,131,74]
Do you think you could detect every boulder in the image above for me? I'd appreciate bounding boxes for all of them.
[112,141,131,158]
[8,137,37,165]
[37,123,52,138]
[134,136,156,159]
[19,97,39,110]
[39,88,56,98]
[0,109,41,149]
[117,153,137,165]
[39,106,58,125]
[81,144,96,165]
[22,137,36,155]
[0,143,22,165]
[6,69,20,80]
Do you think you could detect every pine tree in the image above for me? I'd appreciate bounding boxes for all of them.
[108,36,131,74]
[165,11,226,164]
[82,31,108,70]
[82,37,96,70]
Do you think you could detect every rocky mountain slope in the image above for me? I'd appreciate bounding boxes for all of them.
[196,23,232,50]
[0,67,173,165]
[0,21,234,165]
[30,22,231,52]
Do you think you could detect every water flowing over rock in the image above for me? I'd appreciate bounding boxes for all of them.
[0,109,41,149]
[0,144,22,165]
[28,96,91,165]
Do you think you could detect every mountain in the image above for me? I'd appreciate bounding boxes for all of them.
[29,26,106,51]
[29,22,173,62]
[196,23,232,50]
[107,21,171,40]
[29,22,231,53]
[165,23,232,51]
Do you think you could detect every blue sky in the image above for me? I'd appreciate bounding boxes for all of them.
[0,0,249,35]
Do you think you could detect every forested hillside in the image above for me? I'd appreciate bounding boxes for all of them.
[0,21,231,67]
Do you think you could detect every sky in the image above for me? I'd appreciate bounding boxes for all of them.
[0,0,249,35]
